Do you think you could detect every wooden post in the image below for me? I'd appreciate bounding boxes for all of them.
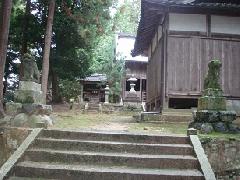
[140,78,142,101]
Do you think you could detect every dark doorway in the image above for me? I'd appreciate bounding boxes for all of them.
[169,98,198,109]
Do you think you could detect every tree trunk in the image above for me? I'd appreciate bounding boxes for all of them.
[0,0,12,117]
[3,79,7,96]
[41,0,55,104]
[51,69,62,103]
[19,0,31,80]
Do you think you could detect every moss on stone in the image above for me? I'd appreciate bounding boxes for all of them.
[203,60,222,90]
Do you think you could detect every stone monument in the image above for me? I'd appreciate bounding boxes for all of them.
[128,77,137,93]
[104,85,110,104]
[190,60,239,133]
[5,54,53,128]
[125,77,140,102]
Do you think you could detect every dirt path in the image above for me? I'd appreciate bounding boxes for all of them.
[92,116,133,131]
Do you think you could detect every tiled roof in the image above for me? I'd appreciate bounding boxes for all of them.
[145,0,240,8]
[83,74,107,82]
[132,0,240,56]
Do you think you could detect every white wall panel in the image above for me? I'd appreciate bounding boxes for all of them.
[169,13,207,32]
[211,15,240,35]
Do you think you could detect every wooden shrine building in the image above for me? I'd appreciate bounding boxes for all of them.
[116,34,148,103]
[80,74,107,103]
[132,0,240,112]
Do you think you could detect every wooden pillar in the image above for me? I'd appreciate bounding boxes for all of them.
[162,13,169,110]
[140,78,142,101]
[80,84,84,102]
[122,78,126,101]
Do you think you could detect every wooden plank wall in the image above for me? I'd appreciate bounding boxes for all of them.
[125,62,147,79]
[167,36,240,98]
[147,39,163,102]
[123,62,147,101]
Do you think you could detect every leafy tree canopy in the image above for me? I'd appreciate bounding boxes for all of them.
[4,0,140,102]
[89,0,141,102]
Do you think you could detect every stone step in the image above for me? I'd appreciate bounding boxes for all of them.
[41,129,190,144]
[86,110,99,113]
[32,138,194,155]
[87,108,99,111]
[8,177,57,180]
[159,114,192,122]
[88,105,99,108]
[87,102,99,105]
[23,149,199,169]
[88,105,99,109]
[87,104,100,109]
[162,109,194,113]
[14,161,204,180]
[162,112,192,116]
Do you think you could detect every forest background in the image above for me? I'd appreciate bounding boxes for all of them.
[0,0,141,108]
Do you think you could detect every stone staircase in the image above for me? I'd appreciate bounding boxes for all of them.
[160,108,194,122]
[2,129,214,180]
[86,102,100,113]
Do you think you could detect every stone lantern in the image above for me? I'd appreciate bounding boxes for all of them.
[104,85,110,104]
[128,77,137,93]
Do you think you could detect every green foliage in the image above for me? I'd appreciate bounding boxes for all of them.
[5,0,115,102]
[5,0,140,103]
[113,0,141,34]
[3,90,14,103]
[51,12,91,79]
[90,32,125,102]
[90,0,140,102]
[59,79,82,102]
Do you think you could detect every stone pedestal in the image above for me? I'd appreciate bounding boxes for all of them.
[191,88,238,133]
[130,83,136,93]
[6,103,53,128]
[19,81,41,91]
[5,102,22,115]
[194,110,236,123]
[128,77,137,93]
[14,81,44,104]
[198,89,226,111]
[190,60,238,133]
[4,81,53,128]
[198,96,226,111]
[104,85,110,104]
[125,93,140,102]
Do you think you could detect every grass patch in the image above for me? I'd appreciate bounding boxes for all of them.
[52,111,112,130]
[52,110,240,139]
[199,132,240,140]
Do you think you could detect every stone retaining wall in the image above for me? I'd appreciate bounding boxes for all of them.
[202,138,240,180]
[227,100,240,116]
[0,127,30,167]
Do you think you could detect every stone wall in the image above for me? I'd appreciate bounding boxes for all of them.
[227,100,240,116]
[0,127,30,167]
[202,138,240,180]
[101,103,124,113]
